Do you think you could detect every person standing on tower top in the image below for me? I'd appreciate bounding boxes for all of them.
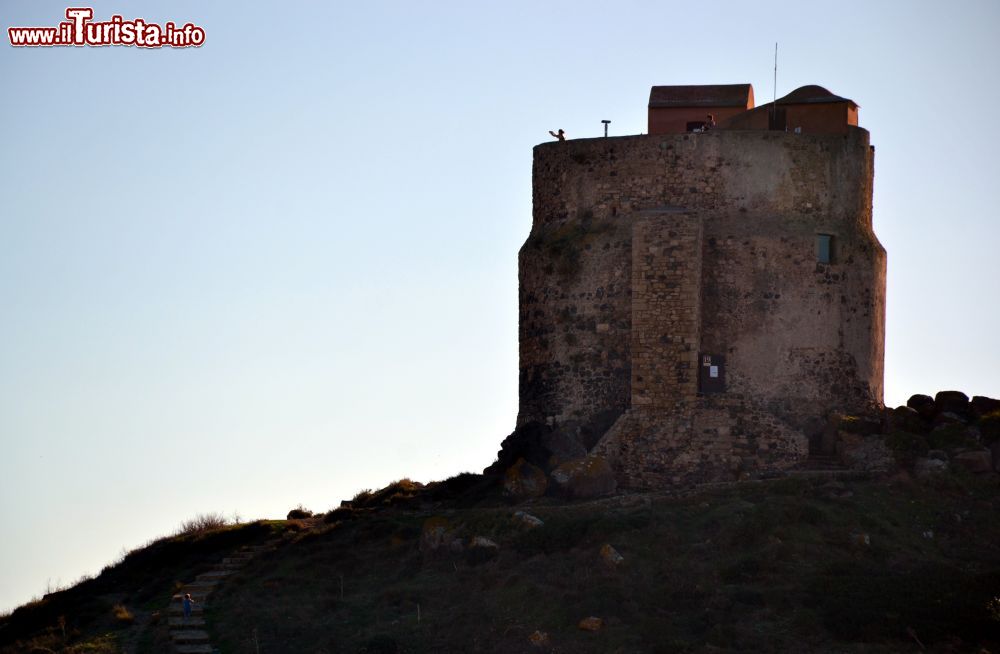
[548,128,566,141]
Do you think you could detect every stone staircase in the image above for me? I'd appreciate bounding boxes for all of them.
[802,455,846,471]
[166,543,273,653]
[785,454,868,480]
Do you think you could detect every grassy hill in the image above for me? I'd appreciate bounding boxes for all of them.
[3,470,999,653]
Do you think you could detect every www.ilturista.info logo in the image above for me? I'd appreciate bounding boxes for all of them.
[8,7,205,48]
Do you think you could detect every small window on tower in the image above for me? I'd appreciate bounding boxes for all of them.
[817,234,833,264]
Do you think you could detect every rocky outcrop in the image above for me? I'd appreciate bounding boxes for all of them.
[816,391,1000,478]
[862,391,1000,476]
[550,456,617,499]
[503,459,548,500]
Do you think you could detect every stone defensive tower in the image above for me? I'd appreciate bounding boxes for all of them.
[517,83,886,488]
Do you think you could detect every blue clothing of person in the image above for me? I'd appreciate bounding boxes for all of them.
[183,595,193,618]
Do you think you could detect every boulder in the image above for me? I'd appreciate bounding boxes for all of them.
[932,411,967,427]
[907,394,936,419]
[470,535,498,550]
[528,631,551,648]
[914,457,948,478]
[466,536,499,565]
[935,390,970,416]
[970,395,1000,419]
[578,617,604,632]
[420,516,461,554]
[927,423,978,451]
[503,459,548,500]
[952,450,994,474]
[927,449,949,461]
[550,456,617,499]
[889,406,928,434]
[513,511,544,528]
[883,431,930,467]
[600,543,624,568]
[980,411,1000,445]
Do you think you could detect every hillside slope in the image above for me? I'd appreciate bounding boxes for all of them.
[210,473,1000,653]
[3,455,998,652]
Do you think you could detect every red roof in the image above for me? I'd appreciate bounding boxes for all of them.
[776,85,858,108]
[649,84,753,109]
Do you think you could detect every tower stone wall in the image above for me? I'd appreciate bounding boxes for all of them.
[518,127,885,487]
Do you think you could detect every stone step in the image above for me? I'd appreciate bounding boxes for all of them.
[221,556,251,565]
[196,570,233,581]
[786,469,860,479]
[168,617,206,628]
[172,629,210,643]
[168,604,205,614]
[181,578,221,594]
[175,645,214,654]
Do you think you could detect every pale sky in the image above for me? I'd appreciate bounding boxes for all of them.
[1,0,998,613]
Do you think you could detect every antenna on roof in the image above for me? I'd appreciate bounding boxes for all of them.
[771,42,778,129]
[773,42,778,108]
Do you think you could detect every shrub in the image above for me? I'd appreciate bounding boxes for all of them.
[883,430,928,467]
[350,479,425,508]
[111,604,134,625]
[176,512,229,535]
[351,489,373,504]
[837,414,882,435]
[286,505,313,520]
[323,507,357,524]
[926,424,978,450]
[978,410,1000,445]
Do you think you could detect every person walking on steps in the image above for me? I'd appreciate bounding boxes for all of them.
[183,592,195,620]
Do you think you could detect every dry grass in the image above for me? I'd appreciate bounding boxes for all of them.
[111,603,134,625]
[209,474,1000,653]
[176,512,230,535]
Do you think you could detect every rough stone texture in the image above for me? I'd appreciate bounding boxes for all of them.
[630,212,703,408]
[503,459,548,500]
[889,405,928,434]
[907,394,936,419]
[470,536,499,550]
[935,390,970,416]
[952,450,994,474]
[594,397,807,487]
[518,128,885,488]
[420,517,462,555]
[836,432,894,472]
[549,456,617,498]
[971,395,1000,418]
[600,544,624,567]
[513,511,544,528]
[914,457,948,478]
